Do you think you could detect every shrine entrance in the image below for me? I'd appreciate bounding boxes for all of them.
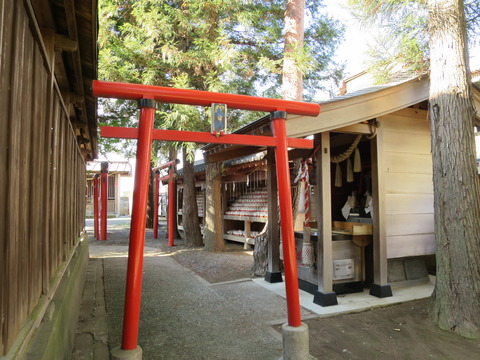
[92,80,320,359]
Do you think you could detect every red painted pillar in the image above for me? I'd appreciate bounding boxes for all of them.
[271,111,302,327]
[121,98,155,350]
[100,162,109,241]
[93,174,100,240]
[153,170,160,239]
[167,166,175,247]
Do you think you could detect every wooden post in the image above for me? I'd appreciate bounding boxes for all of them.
[313,132,337,306]
[369,128,392,298]
[265,148,282,283]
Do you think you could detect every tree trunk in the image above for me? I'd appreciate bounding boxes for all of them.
[428,0,480,338]
[169,147,181,240]
[182,149,203,247]
[283,0,305,101]
[204,162,225,252]
[252,222,269,276]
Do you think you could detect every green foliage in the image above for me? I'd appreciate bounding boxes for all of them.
[347,0,480,83]
[97,0,344,158]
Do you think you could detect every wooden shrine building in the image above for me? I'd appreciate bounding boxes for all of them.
[0,1,97,358]
[196,74,480,305]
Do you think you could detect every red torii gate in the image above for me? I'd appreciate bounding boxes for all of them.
[152,159,179,245]
[92,80,319,357]
[92,162,109,241]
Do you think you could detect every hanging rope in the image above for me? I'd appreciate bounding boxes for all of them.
[331,134,363,187]
[331,134,362,163]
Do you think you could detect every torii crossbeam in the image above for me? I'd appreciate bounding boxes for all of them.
[92,80,319,357]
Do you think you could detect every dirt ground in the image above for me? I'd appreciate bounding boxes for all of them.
[165,244,480,360]
[88,219,480,359]
[161,242,255,283]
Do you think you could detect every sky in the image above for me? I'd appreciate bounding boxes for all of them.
[323,0,480,77]
[323,0,369,76]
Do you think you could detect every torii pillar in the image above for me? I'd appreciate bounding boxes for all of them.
[93,80,319,360]
[93,174,100,240]
[100,161,109,240]
[153,169,160,239]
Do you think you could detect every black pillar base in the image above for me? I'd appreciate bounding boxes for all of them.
[313,291,338,307]
[265,271,283,283]
[298,279,317,295]
[369,283,393,298]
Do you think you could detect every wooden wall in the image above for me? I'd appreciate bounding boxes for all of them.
[0,1,86,355]
[378,108,435,259]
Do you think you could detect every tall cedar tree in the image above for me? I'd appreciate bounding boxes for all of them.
[98,0,344,246]
[252,0,306,272]
[347,0,480,337]
[428,0,480,338]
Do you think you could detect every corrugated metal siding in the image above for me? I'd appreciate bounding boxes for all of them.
[0,1,86,355]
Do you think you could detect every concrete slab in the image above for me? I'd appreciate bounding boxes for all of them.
[102,254,310,359]
[253,276,434,318]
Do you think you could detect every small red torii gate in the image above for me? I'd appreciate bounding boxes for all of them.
[152,159,179,245]
[92,80,319,356]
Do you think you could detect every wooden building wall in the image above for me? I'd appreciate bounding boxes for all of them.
[378,108,435,259]
[0,1,86,355]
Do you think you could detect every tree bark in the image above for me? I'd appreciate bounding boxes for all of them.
[204,162,225,252]
[182,149,203,247]
[252,222,269,276]
[283,0,305,101]
[169,147,181,240]
[428,0,480,338]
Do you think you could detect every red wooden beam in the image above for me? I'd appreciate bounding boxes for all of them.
[158,173,176,182]
[101,126,313,149]
[92,80,320,116]
[152,159,180,172]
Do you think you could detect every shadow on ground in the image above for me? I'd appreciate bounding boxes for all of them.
[74,218,480,360]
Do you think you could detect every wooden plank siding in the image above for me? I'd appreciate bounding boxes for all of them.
[0,0,15,352]
[0,1,87,355]
[378,108,435,259]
